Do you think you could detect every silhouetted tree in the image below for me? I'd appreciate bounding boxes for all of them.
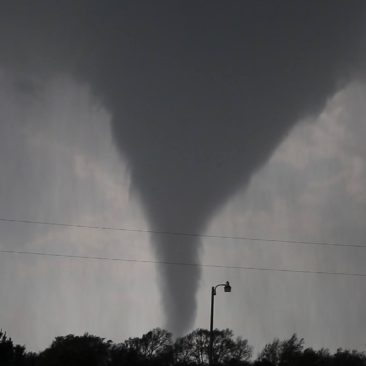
[3,327,366,366]
[255,335,304,366]
[119,328,173,365]
[332,348,366,366]
[228,337,253,366]
[279,334,304,366]
[0,329,35,366]
[211,329,252,365]
[175,328,209,365]
[37,333,111,366]
[256,338,281,366]
[174,328,252,366]
[0,330,14,365]
[109,343,142,366]
[296,347,326,366]
[125,328,172,358]
[22,352,37,366]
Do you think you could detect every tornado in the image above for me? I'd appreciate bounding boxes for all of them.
[1,1,365,335]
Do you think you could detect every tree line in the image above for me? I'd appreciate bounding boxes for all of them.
[1,328,365,366]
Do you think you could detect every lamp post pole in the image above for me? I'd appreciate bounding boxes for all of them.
[209,281,231,366]
[209,286,215,366]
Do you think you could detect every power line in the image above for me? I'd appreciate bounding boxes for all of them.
[1,248,366,278]
[0,217,365,249]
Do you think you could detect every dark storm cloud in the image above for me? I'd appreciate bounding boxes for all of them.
[1,1,365,334]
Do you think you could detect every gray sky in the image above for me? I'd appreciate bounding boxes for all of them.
[0,0,366,355]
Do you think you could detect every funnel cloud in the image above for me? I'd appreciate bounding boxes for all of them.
[1,1,365,335]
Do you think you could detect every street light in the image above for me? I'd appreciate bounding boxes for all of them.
[209,281,231,365]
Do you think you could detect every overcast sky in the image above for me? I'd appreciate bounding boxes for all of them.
[1,1,366,355]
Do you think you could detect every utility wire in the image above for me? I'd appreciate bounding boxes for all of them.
[1,249,366,278]
[0,217,365,249]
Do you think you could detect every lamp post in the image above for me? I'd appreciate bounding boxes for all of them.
[209,281,231,366]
